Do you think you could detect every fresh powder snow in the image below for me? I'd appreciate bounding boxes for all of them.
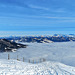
[0,59,75,75]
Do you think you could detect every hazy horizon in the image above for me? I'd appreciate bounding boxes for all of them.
[0,31,75,37]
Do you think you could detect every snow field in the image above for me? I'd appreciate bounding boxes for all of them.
[0,59,75,75]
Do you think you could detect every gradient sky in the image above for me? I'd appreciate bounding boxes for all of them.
[0,0,75,35]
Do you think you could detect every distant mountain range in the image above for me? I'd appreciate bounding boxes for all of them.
[3,34,75,43]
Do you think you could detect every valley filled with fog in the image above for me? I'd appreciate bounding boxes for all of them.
[0,41,75,67]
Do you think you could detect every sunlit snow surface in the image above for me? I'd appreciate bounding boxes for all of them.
[0,59,75,75]
[0,42,75,74]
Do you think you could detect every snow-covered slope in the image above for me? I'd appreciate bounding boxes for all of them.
[0,59,75,75]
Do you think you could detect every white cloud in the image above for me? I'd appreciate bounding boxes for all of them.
[28,4,49,10]
[55,8,65,12]
[47,16,75,19]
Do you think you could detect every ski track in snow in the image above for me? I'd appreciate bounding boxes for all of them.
[0,59,75,75]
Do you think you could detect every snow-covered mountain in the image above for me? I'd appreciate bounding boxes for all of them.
[0,59,75,75]
[0,40,75,75]
[5,34,75,43]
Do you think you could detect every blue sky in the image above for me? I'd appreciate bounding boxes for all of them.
[0,0,75,35]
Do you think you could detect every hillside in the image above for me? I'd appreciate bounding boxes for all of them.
[0,59,75,75]
[0,39,27,52]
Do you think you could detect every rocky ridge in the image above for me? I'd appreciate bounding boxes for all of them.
[0,39,27,52]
